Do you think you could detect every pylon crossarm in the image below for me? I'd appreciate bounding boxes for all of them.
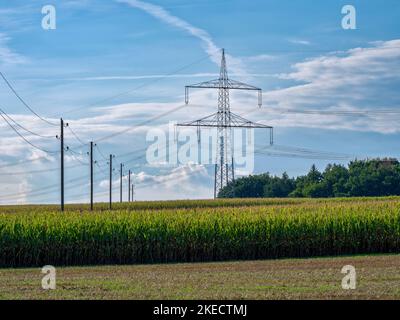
[229,112,273,129]
[186,79,220,89]
[177,122,272,129]
[177,111,272,129]
[176,112,219,127]
[186,79,261,91]
[185,79,262,106]
[226,79,261,91]
[178,124,271,128]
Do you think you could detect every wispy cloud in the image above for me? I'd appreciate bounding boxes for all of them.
[60,0,92,8]
[61,72,277,82]
[288,39,312,46]
[65,73,219,81]
[0,33,26,65]
[116,0,247,74]
[244,54,276,62]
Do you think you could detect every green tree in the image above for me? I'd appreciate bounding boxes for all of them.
[323,164,349,197]
[290,165,324,197]
[218,173,271,198]
[347,159,400,196]
[218,158,400,199]
[264,172,296,197]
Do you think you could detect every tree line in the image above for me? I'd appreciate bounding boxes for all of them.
[218,158,400,198]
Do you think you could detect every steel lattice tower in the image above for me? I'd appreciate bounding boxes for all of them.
[177,49,273,198]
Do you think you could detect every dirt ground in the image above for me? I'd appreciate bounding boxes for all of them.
[0,254,399,300]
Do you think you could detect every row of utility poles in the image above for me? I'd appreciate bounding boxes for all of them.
[104,154,135,210]
[59,118,135,212]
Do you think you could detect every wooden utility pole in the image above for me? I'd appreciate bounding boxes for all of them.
[60,118,64,212]
[128,170,131,202]
[109,154,113,210]
[90,141,94,211]
[120,163,123,203]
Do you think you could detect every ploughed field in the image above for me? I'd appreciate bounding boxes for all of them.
[1,255,399,299]
[0,197,399,267]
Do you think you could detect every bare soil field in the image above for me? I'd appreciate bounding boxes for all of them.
[0,254,398,300]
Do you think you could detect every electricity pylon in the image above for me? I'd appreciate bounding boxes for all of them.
[177,49,273,198]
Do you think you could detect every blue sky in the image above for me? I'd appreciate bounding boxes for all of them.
[0,0,399,204]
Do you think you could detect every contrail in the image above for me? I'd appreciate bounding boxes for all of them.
[116,0,247,74]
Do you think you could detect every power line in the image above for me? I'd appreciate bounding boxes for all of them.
[0,110,58,154]
[65,146,86,156]
[53,51,218,118]
[68,164,208,203]
[0,108,56,139]
[95,135,353,171]
[260,107,400,116]
[0,180,89,202]
[0,162,86,176]
[0,156,55,170]
[115,143,354,184]
[0,175,89,201]
[95,144,108,161]
[64,143,88,154]
[94,145,151,167]
[95,161,109,178]
[0,71,58,126]
[0,175,86,199]
[65,147,89,166]
[67,125,87,146]
[0,52,219,170]
[0,143,368,204]
[95,103,187,143]
[254,150,352,160]
[257,144,353,158]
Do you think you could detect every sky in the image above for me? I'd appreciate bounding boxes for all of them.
[0,0,399,204]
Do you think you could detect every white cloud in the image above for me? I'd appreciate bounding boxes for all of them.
[0,176,32,205]
[134,163,212,199]
[27,149,56,162]
[257,39,400,134]
[282,40,400,84]
[97,162,212,200]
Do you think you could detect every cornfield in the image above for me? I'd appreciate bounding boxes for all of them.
[0,197,399,267]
